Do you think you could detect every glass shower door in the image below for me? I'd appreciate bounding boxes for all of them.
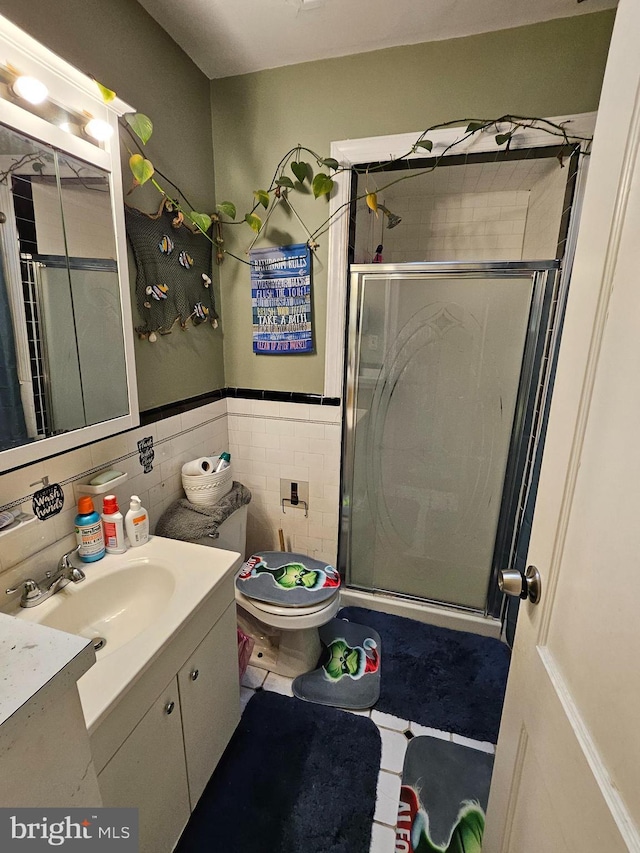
[341,262,558,613]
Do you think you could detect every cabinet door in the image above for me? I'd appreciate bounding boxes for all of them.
[178,602,241,808]
[98,679,190,853]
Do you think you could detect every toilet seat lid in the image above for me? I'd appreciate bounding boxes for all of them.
[236,551,341,607]
[236,586,340,617]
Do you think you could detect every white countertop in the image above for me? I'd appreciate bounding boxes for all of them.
[0,613,95,747]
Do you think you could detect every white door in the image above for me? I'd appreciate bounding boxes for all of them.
[484,1,640,850]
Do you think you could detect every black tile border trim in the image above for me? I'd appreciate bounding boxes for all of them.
[140,388,341,426]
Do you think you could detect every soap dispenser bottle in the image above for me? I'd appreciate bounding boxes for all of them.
[125,495,149,547]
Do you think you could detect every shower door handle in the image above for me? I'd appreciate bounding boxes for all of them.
[498,565,542,605]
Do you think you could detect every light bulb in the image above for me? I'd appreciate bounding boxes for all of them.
[84,118,113,141]
[13,76,48,105]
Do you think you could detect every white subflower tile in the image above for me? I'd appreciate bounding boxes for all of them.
[369,821,396,853]
[262,672,294,697]
[409,722,452,741]
[371,710,409,731]
[239,686,255,712]
[241,665,267,690]
[451,733,495,753]
[374,770,401,827]
[379,727,408,774]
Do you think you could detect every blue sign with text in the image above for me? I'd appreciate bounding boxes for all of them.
[250,243,313,355]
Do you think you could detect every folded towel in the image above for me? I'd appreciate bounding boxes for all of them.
[156,481,251,541]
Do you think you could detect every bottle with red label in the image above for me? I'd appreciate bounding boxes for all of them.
[101,494,127,554]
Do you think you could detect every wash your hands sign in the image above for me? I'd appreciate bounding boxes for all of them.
[250,243,314,354]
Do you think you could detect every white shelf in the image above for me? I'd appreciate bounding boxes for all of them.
[0,512,37,539]
[74,472,128,498]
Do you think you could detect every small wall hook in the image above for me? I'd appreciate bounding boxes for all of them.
[29,476,49,490]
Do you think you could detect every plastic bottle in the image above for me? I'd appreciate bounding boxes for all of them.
[125,495,149,547]
[75,496,105,562]
[214,452,231,473]
[101,494,127,555]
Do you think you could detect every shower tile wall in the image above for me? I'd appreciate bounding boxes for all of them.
[521,159,569,258]
[355,158,568,264]
[379,189,529,263]
[226,399,341,566]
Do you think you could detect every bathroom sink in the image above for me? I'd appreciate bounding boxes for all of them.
[16,536,242,730]
[23,564,175,657]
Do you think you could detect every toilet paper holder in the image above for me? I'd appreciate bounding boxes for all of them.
[281,497,308,517]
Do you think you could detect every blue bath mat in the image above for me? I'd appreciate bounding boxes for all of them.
[292,617,381,709]
[339,607,510,743]
[397,736,493,852]
[175,690,381,853]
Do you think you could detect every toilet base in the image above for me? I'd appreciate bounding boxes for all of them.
[237,607,322,678]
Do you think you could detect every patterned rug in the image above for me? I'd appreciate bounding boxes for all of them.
[397,735,494,852]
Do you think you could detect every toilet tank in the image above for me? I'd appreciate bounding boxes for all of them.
[195,504,247,558]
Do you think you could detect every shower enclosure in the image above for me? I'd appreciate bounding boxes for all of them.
[340,261,560,616]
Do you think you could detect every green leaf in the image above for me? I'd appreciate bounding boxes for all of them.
[495,132,513,146]
[129,153,154,185]
[253,189,270,209]
[291,161,310,184]
[275,176,295,189]
[312,173,334,199]
[415,139,433,152]
[217,201,237,220]
[125,112,153,145]
[320,157,339,170]
[94,79,116,103]
[466,121,485,133]
[189,212,212,233]
[245,212,262,232]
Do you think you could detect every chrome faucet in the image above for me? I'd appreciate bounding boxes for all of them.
[5,546,86,608]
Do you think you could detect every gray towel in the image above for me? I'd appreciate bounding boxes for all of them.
[156,481,251,541]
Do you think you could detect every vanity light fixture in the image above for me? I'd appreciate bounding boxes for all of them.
[84,117,113,141]
[12,75,48,104]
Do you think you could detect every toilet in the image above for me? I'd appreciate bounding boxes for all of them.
[196,505,341,677]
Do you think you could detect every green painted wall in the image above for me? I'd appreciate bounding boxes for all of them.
[211,10,616,394]
[0,0,224,410]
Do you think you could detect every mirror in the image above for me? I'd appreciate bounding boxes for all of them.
[0,15,138,473]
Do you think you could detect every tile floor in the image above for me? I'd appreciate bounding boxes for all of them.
[239,665,496,853]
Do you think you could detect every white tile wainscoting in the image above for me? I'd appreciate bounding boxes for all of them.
[0,396,342,602]
[226,398,342,567]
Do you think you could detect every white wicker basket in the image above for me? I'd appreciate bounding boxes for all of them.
[182,464,232,507]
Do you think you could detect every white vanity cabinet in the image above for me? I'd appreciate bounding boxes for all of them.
[93,595,241,853]
[178,602,240,808]
[98,680,191,852]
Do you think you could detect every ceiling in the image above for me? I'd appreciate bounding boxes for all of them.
[136,0,617,79]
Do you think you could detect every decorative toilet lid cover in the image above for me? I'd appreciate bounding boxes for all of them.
[236,551,341,607]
